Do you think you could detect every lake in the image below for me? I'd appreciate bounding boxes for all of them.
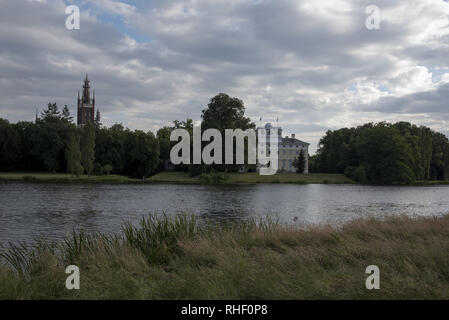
[0,182,448,245]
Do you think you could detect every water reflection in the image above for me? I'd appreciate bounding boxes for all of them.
[0,182,448,245]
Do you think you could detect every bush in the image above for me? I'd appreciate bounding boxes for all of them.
[103,164,113,175]
[199,172,229,184]
[354,165,367,183]
[344,166,357,179]
[93,163,104,175]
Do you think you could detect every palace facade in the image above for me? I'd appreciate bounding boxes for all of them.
[257,123,309,173]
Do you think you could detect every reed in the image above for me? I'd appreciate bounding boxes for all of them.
[1,213,449,299]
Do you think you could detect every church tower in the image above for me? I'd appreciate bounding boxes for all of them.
[77,74,95,127]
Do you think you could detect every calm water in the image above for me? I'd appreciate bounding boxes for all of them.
[0,182,449,245]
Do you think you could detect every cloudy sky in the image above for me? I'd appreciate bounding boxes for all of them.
[1,0,448,153]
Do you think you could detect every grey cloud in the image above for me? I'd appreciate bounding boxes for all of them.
[0,0,448,153]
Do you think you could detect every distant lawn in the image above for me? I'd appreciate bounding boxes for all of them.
[150,171,201,184]
[0,172,139,183]
[0,171,354,185]
[151,171,354,184]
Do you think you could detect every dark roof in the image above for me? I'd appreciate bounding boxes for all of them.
[281,137,310,146]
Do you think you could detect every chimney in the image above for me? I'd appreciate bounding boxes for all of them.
[291,134,296,139]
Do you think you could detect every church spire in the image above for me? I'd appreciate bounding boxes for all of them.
[82,74,91,103]
[77,75,96,127]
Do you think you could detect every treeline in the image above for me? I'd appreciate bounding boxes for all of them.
[310,122,449,183]
[0,93,255,178]
[3,98,449,184]
[0,103,159,178]
[155,93,256,177]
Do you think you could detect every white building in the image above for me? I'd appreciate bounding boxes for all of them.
[257,123,309,173]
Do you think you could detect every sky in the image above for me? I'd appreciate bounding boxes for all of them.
[0,0,448,154]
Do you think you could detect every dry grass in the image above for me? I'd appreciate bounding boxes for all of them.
[1,214,449,299]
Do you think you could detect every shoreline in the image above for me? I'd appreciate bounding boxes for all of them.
[0,172,355,185]
[1,172,448,186]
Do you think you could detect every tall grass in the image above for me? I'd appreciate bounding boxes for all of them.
[1,213,449,299]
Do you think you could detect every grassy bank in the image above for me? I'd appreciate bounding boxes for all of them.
[0,172,140,183]
[151,172,355,184]
[0,172,353,185]
[1,214,449,299]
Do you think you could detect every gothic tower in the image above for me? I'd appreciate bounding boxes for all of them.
[77,74,95,127]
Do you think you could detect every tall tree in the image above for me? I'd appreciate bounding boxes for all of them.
[293,149,306,173]
[94,110,102,129]
[157,126,174,170]
[201,93,255,172]
[41,103,61,122]
[66,132,83,177]
[61,105,73,123]
[80,122,96,176]
[0,119,21,171]
[124,130,159,178]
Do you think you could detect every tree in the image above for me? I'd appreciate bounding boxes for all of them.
[315,122,424,184]
[201,93,254,131]
[80,122,96,176]
[157,126,174,170]
[157,126,173,161]
[201,93,255,172]
[293,149,306,173]
[41,103,61,122]
[124,130,159,178]
[0,119,21,171]
[103,164,113,175]
[62,105,73,123]
[66,132,83,177]
[94,110,102,129]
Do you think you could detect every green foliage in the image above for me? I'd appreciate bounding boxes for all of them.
[66,132,83,177]
[103,164,113,175]
[156,126,173,162]
[199,172,230,184]
[94,110,101,129]
[122,213,199,264]
[200,93,255,173]
[353,165,367,183]
[293,149,306,173]
[201,93,254,131]
[124,130,159,178]
[0,119,21,171]
[61,105,73,123]
[315,122,449,184]
[80,122,96,176]
[93,162,104,175]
